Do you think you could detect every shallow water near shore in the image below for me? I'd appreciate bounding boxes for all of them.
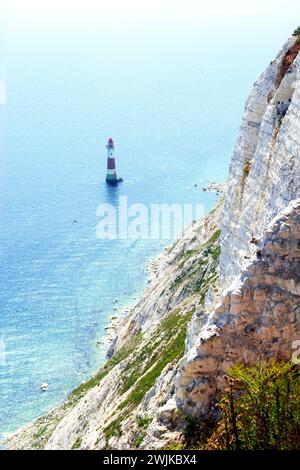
[0,19,293,439]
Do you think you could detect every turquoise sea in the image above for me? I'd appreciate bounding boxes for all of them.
[0,18,294,439]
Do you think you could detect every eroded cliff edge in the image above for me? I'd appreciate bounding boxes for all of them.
[6,34,300,450]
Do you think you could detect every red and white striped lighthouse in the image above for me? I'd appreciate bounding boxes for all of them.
[105,137,122,185]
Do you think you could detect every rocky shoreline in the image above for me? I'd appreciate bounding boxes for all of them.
[202,182,227,194]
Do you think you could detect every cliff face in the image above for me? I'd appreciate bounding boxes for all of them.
[220,36,300,288]
[6,35,300,450]
[175,34,300,418]
[176,200,300,417]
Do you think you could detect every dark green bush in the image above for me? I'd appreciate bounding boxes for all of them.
[182,414,217,447]
[293,26,300,36]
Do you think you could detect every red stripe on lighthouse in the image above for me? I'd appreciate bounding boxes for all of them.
[107,158,116,170]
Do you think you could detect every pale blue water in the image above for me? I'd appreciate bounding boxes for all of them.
[0,20,294,439]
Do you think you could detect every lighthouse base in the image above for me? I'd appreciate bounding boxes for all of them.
[106,177,123,186]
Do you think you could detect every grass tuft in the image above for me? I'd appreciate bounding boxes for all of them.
[71,437,82,449]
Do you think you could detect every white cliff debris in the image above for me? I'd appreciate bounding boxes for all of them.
[202,182,227,194]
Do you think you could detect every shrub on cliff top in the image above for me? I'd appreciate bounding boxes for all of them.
[204,361,300,450]
[293,26,300,36]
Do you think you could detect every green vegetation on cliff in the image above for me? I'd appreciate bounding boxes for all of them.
[205,361,300,450]
[172,228,221,295]
[167,361,300,450]
[293,26,300,36]
[103,223,222,446]
[103,307,194,443]
[69,332,143,403]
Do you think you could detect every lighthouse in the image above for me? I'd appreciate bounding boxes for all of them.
[106,137,123,185]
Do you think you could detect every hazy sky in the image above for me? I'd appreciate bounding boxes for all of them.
[3,0,300,33]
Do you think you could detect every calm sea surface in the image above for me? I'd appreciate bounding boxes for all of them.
[0,21,291,438]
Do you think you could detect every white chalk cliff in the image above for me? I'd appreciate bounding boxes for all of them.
[221,36,300,286]
[6,34,300,450]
